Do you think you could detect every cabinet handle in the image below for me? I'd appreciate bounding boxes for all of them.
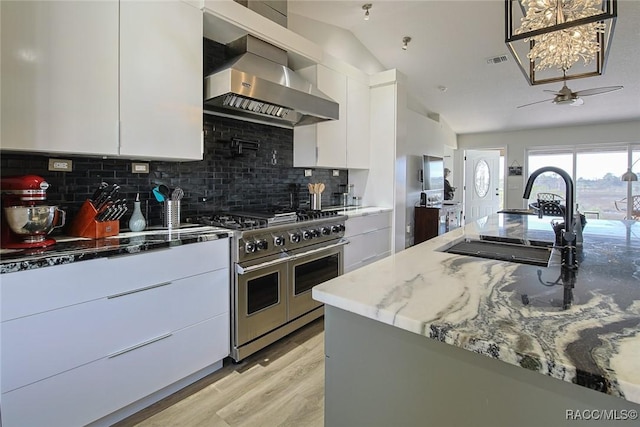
[107,281,172,299]
[108,333,173,359]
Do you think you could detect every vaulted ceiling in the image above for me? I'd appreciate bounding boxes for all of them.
[288,0,640,135]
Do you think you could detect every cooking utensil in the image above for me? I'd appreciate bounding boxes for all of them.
[318,183,325,193]
[152,187,165,202]
[172,187,184,201]
[159,184,170,199]
[308,183,314,194]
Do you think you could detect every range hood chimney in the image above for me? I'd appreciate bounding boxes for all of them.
[204,35,338,127]
[204,2,339,127]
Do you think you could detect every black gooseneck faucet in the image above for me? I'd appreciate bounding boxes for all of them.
[523,166,578,270]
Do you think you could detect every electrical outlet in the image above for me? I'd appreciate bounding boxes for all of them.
[406,224,411,234]
[48,158,72,172]
[131,162,149,174]
[332,170,340,177]
[304,169,313,177]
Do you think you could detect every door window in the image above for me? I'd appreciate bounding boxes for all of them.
[474,160,490,198]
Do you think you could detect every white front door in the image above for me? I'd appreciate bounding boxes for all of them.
[464,150,501,222]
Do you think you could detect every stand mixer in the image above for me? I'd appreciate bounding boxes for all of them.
[1,175,66,249]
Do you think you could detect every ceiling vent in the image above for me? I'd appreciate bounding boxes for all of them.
[486,55,509,65]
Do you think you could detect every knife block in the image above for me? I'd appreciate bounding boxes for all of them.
[68,200,120,239]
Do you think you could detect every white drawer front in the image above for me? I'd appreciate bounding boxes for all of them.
[344,212,391,237]
[1,314,229,427]
[344,228,391,273]
[2,268,229,393]
[1,239,229,321]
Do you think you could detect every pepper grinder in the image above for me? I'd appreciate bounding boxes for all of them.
[128,193,147,232]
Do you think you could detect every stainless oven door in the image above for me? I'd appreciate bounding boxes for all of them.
[236,257,288,346]
[288,242,344,320]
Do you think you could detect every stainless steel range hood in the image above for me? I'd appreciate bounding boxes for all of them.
[204,35,339,127]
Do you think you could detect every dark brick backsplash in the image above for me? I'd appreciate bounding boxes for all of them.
[1,114,347,229]
[1,38,347,230]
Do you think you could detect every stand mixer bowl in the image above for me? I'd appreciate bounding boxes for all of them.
[3,205,66,242]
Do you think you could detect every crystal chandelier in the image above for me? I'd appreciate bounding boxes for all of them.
[516,0,605,71]
[505,0,617,85]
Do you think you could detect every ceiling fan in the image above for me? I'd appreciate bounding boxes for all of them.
[517,83,623,108]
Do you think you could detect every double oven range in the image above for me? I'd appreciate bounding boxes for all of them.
[189,209,347,362]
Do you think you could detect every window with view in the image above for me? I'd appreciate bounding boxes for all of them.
[527,146,639,220]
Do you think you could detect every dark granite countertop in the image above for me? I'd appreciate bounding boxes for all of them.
[0,226,233,274]
[314,214,640,404]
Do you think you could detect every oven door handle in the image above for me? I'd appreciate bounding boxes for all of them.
[235,238,350,275]
[288,238,350,262]
[236,254,292,275]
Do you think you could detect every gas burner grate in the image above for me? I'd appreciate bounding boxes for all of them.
[185,214,269,230]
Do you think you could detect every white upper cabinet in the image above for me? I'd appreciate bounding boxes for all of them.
[1,1,120,156]
[346,77,371,169]
[293,64,370,169]
[294,65,348,168]
[119,0,203,160]
[0,1,203,161]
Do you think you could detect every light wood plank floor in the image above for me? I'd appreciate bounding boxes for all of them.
[115,318,325,427]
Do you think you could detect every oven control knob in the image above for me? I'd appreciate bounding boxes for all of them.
[256,239,268,250]
[274,236,285,246]
[331,224,345,233]
[290,233,302,243]
[245,241,257,253]
[321,227,331,236]
[302,230,313,240]
[311,229,321,238]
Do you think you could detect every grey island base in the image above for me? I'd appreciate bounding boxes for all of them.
[324,306,640,427]
[315,214,640,426]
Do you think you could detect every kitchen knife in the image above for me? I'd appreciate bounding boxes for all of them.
[96,184,120,211]
[110,200,126,221]
[93,183,111,208]
[90,182,109,205]
[95,203,113,222]
[115,203,128,220]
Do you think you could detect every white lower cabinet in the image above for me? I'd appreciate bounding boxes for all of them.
[2,316,227,427]
[344,211,392,273]
[0,239,230,427]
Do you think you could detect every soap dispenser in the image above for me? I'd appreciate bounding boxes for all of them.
[128,193,147,232]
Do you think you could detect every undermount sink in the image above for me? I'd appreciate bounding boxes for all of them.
[497,208,536,215]
[442,237,555,267]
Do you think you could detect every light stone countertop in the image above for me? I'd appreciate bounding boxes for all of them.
[322,206,392,217]
[313,213,640,404]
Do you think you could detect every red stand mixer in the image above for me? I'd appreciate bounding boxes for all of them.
[1,175,66,249]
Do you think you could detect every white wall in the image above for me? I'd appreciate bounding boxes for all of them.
[288,12,458,252]
[287,13,385,75]
[400,109,457,247]
[457,120,640,209]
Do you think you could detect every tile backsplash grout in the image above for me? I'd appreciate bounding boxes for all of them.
[0,114,348,228]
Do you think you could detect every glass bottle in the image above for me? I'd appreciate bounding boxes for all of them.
[128,193,146,232]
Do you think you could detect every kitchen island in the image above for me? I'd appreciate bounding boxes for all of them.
[313,214,640,426]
